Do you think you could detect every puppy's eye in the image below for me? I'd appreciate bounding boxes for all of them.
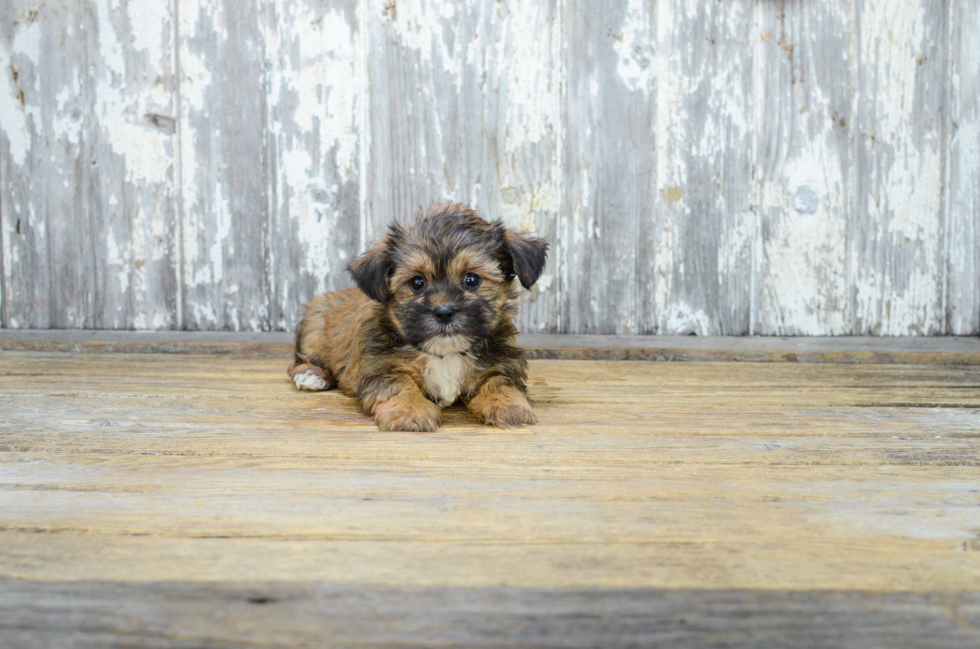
[409,276,426,293]
[462,272,482,290]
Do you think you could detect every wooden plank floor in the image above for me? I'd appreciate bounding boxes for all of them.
[1,350,979,647]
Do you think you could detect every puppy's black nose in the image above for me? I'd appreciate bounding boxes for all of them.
[433,305,457,323]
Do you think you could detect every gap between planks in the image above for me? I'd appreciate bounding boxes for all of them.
[0,330,979,364]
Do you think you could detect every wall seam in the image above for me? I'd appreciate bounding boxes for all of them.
[263,0,276,331]
[847,0,860,335]
[357,0,370,253]
[941,0,954,334]
[0,106,6,328]
[172,0,185,330]
[627,0,640,334]
[555,0,565,333]
[748,0,764,337]
[650,0,659,334]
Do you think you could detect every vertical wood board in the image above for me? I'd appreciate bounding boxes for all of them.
[946,0,980,335]
[365,0,463,233]
[365,0,561,333]
[561,0,656,334]
[653,0,755,335]
[265,0,361,331]
[455,0,561,333]
[0,0,973,335]
[1,0,179,329]
[851,0,947,335]
[178,0,271,330]
[754,0,855,335]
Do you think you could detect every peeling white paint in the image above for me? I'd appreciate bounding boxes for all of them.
[854,0,944,335]
[51,86,82,146]
[498,179,557,237]
[946,0,980,334]
[2,0,971,335]
[13,17,42,66]
[272,6,357,179]
[499,0,560,152]
[386,0,460,88]
[94,0,171,185]
[178,0,236,330]
[191,302,217,329]
[127,0,171,64]
[107,120,170,184]
[665,304,711,336]
[105,229,129,294]
[653,0,687,333]
[269,1,358,296]
[0,29,38,166]
[176,35,212,112]
[613,0,654,92]
[535,274,554,293]
[759,126,851,334]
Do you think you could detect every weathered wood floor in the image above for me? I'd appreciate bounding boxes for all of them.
[1,349,979,647]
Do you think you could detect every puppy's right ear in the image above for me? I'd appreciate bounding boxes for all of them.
[348,227,400,302]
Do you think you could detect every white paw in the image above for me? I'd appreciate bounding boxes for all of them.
[293,369,327,391]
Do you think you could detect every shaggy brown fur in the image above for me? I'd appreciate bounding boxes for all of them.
[288,203,548,431]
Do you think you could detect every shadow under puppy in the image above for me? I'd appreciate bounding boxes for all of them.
[288,203,548,431]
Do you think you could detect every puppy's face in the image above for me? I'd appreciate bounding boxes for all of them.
[348,204,548,355]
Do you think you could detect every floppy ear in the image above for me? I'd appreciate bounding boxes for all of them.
[348,230,398,303]
[501,228,548,289]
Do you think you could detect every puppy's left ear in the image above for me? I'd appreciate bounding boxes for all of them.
[501,228,548,289]
[348,227,400,302]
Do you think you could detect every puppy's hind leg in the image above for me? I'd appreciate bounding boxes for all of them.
[288,362,335,392]
[290,305,335,391]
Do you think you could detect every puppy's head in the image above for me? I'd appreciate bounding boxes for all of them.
[348,203,548,355]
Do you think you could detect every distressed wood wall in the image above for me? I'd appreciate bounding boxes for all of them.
[1,0,977,335]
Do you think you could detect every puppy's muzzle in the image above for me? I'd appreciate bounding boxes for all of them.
[433,305,457,324]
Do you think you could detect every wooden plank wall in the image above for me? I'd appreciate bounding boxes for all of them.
[1,0,976,335]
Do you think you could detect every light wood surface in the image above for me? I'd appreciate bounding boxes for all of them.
[3,1,979,336]
[1,350,979,645]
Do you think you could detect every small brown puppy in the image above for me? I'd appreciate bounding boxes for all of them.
[288,203,548,431]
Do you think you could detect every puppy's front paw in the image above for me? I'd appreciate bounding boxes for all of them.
[373,392,442,432]
[469,385,538,428]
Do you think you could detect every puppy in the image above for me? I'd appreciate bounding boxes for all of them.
[288,203,548,431]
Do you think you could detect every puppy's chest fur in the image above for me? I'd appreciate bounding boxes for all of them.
[419,353,478,407]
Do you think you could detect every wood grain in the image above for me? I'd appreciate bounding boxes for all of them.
[561,0,655,334]
[946,0,980,335]
[0,0,179,329]
[265,0,361,330]
[2,581,979,648]
[654,0,755,335]
[177,0,272,330]
[755,1,854,335]
[1,351,980,645]
[1,1,976,336]
[852,0,947,335]
[365,0,560,333]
